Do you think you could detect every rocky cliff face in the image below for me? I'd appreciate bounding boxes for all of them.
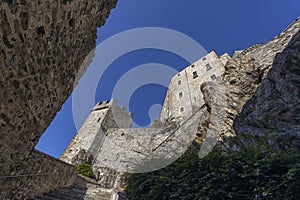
[199,17,300,148]
[234,29,300,148]
[0,0,117,198]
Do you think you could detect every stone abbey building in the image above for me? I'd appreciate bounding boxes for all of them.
[59,13,300,193]
[60,50,232,189]
[160,51,230,121]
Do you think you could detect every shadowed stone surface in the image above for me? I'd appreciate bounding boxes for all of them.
[217,17,300,140]
[234,29,300,148]
[32,176,115,200]
[0,0,117,198]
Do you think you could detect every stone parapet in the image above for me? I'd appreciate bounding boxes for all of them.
[0,150,77,199]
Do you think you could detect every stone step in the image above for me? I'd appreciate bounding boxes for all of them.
[32,186,112,200]
[44,190,84,200]
[30,175,116,200]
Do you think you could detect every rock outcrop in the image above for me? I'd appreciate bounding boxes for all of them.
[203,17,300,144]
[234,29,300,148]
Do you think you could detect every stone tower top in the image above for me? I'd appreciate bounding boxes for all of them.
[92,99,114,111]
[60,99,132,164]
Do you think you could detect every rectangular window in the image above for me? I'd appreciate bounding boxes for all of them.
[206,63,212,71]
[178,73,180,77]
[193,71,198,79]
[179,92,183,98]
[180,107,184,112]
[202,57,206,61]
[211,74,217,81]
[178,80,181,85]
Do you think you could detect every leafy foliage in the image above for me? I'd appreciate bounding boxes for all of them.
[76,163,94,178]
[125,140,300,199]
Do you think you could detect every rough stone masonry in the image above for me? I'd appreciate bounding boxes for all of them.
[61,48,232,174]
[0,0,117,198]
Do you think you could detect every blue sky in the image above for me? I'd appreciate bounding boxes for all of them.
[35,0,300,157]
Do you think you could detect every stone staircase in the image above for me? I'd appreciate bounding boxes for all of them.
[32,185,112,200]
[31,176,114,200]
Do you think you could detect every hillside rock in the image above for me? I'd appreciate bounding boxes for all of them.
[197,17,300,150]
[234,29,300,148]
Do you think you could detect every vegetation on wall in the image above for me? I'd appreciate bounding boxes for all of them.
[124,139,300,200]
[76,163,94,178]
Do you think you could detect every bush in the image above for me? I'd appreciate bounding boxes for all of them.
[76,163,94,178]
[125,139,300,200]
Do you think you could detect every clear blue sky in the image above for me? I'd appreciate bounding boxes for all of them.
[35,0,300,158]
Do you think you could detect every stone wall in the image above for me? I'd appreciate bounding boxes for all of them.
[61,99,132,165]
[60,99,133,191]
[219,52,231,65]
[0,0,117,198]
[62,98,206,174]
[160,51,228,122]
[61,100,113,164]
[95,106,206,173]
[0,150,77,199]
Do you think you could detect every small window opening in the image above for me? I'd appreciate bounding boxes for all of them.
[206,63,212,71]
[193,71,198,79]
[211,74,217,81]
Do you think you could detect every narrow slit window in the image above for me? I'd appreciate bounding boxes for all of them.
[193,71,198,79]
[179,92,183,98]
[180,107,184,112]
[178,80,181,85]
